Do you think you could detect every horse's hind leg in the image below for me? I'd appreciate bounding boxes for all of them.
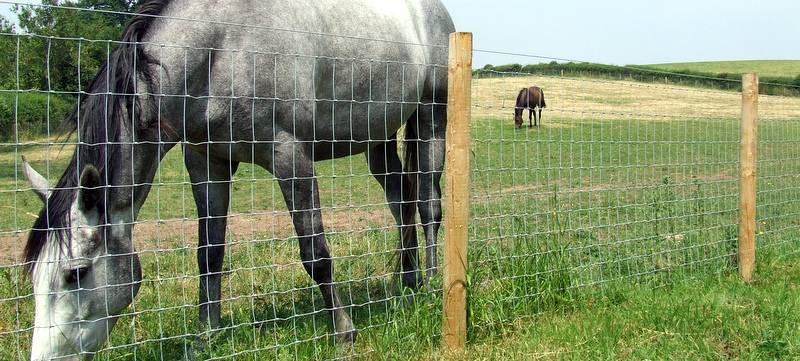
[184,147,239,333]
[366,138,420,289]
[538,108,543,127]
[272,139,356,343]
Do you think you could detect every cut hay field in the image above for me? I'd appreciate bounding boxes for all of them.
[1,74,799,360]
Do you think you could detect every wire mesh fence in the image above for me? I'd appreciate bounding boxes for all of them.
[1,2,800,360]
[758,91,800,256]
[0,2,452,360]
[466,58,800,332]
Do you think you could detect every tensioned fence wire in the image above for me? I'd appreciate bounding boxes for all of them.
[466,52,800,332]
[757,91,800,256]
[0,3,449,360]
[3,2,800,359]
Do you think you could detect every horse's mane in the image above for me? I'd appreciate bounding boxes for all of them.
[24,0,170,274]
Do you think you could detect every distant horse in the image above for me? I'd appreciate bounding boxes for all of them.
[514,86,547,128]
[21,0,454,358]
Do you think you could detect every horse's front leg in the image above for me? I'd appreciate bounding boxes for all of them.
[272,139,356,343]
[538,108,543,127]
[184,147,239,333]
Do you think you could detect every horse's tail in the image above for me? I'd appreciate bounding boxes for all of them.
[540,88,547,108]
[401,120,420,269]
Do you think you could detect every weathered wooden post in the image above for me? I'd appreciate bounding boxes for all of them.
[739,72,758,282]
[443,31,472,350]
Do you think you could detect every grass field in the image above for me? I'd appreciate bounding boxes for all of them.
[0,75,799,360]
[645,60,800,79]
[459,249,800,360]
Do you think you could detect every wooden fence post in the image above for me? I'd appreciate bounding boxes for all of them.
[739,72,758,282]
[443,31,472,350]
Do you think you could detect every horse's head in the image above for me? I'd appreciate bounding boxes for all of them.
[514,112,523,129]
[23,157,141,360]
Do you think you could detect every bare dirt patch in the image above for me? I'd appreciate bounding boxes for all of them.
[0,206,396,266]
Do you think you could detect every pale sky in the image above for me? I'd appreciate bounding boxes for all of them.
[2,0,798,66]
[442,0,799,66]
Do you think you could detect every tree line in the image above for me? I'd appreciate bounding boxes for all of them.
[1,1,142,140]
[475,62,800,98]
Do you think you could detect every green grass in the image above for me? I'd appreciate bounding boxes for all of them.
[646,60,800,79]
[1,109,800,359]
[461,248,800,360]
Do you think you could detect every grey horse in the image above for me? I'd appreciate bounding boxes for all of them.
[22,0,454,358]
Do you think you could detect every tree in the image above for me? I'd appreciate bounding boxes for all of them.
[15,0,142,91]
[0,1,142,139]
[0,16,17,89]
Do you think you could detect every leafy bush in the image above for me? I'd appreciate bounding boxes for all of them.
[493,63,523,73]
[0,92,74,140]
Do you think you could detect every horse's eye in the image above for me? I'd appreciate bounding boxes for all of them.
[66,266,90,285]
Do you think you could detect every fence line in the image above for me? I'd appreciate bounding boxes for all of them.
[455,48,799,347]
[1,4,800,357]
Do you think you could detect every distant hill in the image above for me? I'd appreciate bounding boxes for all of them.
[645,60,800,79]
[474,61,800,97]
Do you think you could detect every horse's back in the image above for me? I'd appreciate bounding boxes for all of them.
[530,86,545,108]
[148,0,453,160]
[520,86,545,108]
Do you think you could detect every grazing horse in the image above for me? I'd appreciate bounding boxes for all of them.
[514,86,547,128]
[21,0,454,358]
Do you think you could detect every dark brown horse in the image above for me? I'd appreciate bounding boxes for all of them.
[514,86,547,128]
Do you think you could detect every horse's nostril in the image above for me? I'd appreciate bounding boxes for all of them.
[66,267,89,285]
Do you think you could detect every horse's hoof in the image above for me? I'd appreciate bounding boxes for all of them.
[401,270,423,290]
[401,292,416,307]
[182,336,205,361]
[426,267,439,282]
[183,326,222,360]
[334,327,358,344]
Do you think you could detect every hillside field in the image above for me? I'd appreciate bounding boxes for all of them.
[645,60,800,79]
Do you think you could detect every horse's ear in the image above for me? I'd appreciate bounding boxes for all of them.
[79,165,102,211]
[21,155,50,203]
